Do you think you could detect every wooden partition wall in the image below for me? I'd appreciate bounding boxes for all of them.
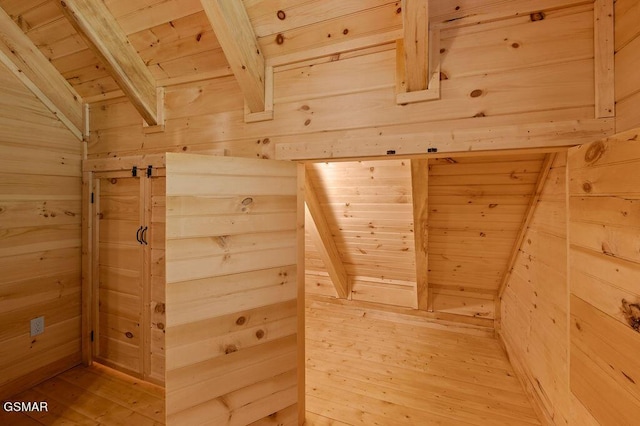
[165,154,304,425]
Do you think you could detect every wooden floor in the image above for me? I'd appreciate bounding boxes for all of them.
[305,296,541,426]
[0,363,164,425]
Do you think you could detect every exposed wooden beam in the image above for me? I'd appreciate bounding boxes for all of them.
[201,0,266,114]
[497,153,557,298]
[275,118,614,160]
[594,0,614,118]
[402,0,429,92]
[0,7,83,140]
[411,159,429,310]
[305,173,349,299]
[56,0,160,126]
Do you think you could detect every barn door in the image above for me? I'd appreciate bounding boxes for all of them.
[165,153,305,425]
[93,173,145,377]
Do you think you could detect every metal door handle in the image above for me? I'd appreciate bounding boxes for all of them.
[136,226,143,244]
[141,226,148,245]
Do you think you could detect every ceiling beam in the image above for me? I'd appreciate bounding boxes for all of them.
[402,0,429,91]
[411,159,429,311]
[200,0,266,113]
[56,0,160,126]
[0,7,83,140]
[497,153,557,299]
[305,173,350,299]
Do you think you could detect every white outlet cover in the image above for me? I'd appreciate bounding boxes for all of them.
[30,316,44,337]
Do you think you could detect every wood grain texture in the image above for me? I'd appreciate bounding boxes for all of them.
[0,363,164,425]
[499,153,569,425]
[56,0,159,125]
[306,297,541,425]
[0,6,83,139]
[568,131,640,424]
[614,0,640,132]
[201,0,266,113]
[0,58,82,400]
[165,153,302,425]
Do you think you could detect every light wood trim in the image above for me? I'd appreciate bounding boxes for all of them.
[81,171,93,365]
[83,154,168,172]
[402,0,429,91]
[201,0,266,113]
[410,159,429,310]
[56,0,159,126]
[305,173,350,299]
[594,0,615,118]
[0,7,83,139]
[396,29,441,104]
[244,65,274,123]
[306,293,495,330]
[275,118,613,160]
[296,163,306,425]
[497,153,557,298]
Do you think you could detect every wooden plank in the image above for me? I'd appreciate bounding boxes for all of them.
[498,153,556,297]
[0,7,83,139]
[304,173,349,299]
[410,159,428,310]
[201,0,266,113]
[402,0,429,92]
[594,0,614,118]
[276,118,613,160]
[57,0,160,125]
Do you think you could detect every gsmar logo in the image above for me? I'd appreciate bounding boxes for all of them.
[3,401,48,412]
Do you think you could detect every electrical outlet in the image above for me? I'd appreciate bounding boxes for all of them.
[30,316,44,337]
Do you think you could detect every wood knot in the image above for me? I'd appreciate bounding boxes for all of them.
[236,316,246,325]
[276,10,286,20]
[256,329,265,339]
[242,197,253,206]
[157,323,165,330]
[470,89,483,98]
[582,182,592,193]
[97,212,104,220]
[304,119,311,126]
[225,344,238,354]
[125,332,134,339]
[489,203,498,208]
[275,33,284,45]
[530,12,545,21]
[154,303,166,314]
[622,299,640,331]
[584,141,605,164]
[110,178,117,184]
[343,29,349,35]
[511,42,520,48]
[440,72,448,80]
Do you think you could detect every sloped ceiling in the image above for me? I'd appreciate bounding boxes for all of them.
[306,153,550,319]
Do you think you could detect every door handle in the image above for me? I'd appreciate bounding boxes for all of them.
[141,226,148,245]
[136,226,143,244]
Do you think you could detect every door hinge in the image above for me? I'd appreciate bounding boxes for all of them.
[146,165,153,178]
[90,192,94,204]
[90,330,94,342]
[132,166,138,177]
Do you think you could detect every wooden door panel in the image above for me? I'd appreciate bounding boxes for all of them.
[95,176,144,376]
[165,154,303,425]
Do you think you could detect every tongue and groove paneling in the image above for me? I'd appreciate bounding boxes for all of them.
[165,154,303,425]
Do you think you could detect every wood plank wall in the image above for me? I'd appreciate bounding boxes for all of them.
[615,0,640,132]
[86,2,606,160]
[499,154,569,425]
[567,131,640,424]
[0,61,82,399]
